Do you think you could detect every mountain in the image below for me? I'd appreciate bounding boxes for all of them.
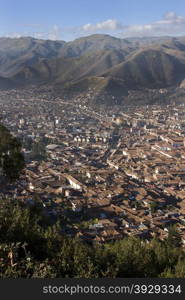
[0,34,137,78]
[0,76,15,89]
[103,47,185,89]
[58,34,137,57]
[11,48,127,87]
[0,37,66,76]
[2,34,185,105]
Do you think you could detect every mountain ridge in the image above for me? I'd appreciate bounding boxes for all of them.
[1,34,185,104]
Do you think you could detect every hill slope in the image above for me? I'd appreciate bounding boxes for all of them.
[0,37,66,76]
[2,34,185,103]
[103,47,185,89]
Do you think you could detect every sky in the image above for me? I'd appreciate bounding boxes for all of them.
[1,0,185,41]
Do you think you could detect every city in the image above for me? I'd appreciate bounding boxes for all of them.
[1,87,185,246]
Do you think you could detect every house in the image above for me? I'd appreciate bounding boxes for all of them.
[64,174,84,191]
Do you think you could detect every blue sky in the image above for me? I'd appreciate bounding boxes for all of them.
[1,0,185,40]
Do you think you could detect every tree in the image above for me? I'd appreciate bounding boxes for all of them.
[174,259,185,277]
[0,124,25,182]
[166,225,181,248]
[31,141,47,161]
[150,201,158,213]
[0,195,185,278]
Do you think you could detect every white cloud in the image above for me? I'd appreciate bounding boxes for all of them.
[120,12,185,37]
[47,25,61,40]
[80,12,185,38]
[33,32,46,39]
[3,24,63,40]
[4,32,24,38]
[82,19,124,33]
[3,12,185,41]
